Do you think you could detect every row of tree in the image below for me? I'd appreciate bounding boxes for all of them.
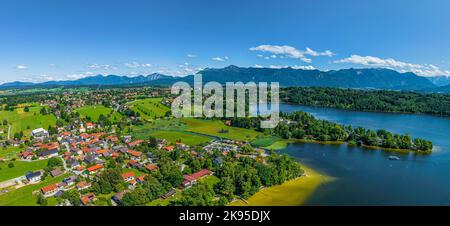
[230,111,433,151]
[281,87,450,116]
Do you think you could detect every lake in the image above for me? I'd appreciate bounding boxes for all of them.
[277,104,450,205]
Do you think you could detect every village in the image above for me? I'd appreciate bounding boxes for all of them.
[3,122,263,206]
[0,87,303,206]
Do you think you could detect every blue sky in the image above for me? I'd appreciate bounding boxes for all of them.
[1,0,450,83]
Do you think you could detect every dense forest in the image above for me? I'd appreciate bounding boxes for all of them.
[230,111,433,152]
[281,87,450,116]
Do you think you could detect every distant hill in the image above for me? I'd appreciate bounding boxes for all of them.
[427,84,450,93]
[427,76,450,87]
[177,66,436,90]
[0,66,439,91]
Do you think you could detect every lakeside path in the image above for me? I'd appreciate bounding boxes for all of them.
[229,165,335,206]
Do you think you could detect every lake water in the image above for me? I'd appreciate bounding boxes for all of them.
[278,104,450,205]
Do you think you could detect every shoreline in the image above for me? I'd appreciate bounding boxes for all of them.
[263,138,432,154]
[228,164,334,206]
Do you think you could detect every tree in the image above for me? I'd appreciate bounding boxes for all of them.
[24,106,30,112]
[148,136,158,148]
[47,157,63,168]
[159,161,183,187]
[7,162,14,168]
[37,193,48,206]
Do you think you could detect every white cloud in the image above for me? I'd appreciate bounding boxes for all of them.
[124,62,152,68]
[212,56,228,62]
[66,71,94,80]
[250,45,334,63]
[252,65,316,70]
[187,54,197,58]
[88,64,111,70]
[334,55,450,77]
[177,63,202,74]
[16,65,27,70]
[37,74,56,81]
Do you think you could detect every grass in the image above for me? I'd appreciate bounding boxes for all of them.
[0,159,49,182]
[128,98,169,120]
[199,175,220,188]
[142,130,212,146]
[251,136,282,147]
[263,140,294,150]
[182,118,261,141]
[75,105,122,123]
[0,173,68,206]
[229,165,334,206]
[0,102,56,139]
[0,146,23,159]
[146,189,183,206]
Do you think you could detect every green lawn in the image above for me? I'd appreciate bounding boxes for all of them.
[199,175,220,187]
[0,103,57,139]
[128,98,169,120]
[75,105,122,123]
[182,118,261,141]
[0,146,23,159]
[139,130,212,146]
[0,159,49,182]
[0,173,68,206]
[251,136,282,147]
[146,189,183,206]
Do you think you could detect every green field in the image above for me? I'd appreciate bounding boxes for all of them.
[128,98,169,120]
[0,103,57,139]
[139,130,212,146]
[75,105,122,123]
[0,146,23,159]
[182,118,261,141]
[0,159,49,182]
[0,173,68,206]
[251,136,282,147]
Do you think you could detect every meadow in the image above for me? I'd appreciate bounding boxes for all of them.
[0,103,56,138]
[0,173,68,206]
[0,159,49,182]
[182,118,261,141]
[0,146,23,159]
[75,105,122,123]
[127,98,169,120]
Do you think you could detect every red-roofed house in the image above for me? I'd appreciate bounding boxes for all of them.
[86,164,104,174]
[41,183,59,196]
[128,140,144,147]
[163,146,175,151]
[181,169,213,188]
[122,172,135,182]
[76,181,92,191]
[80,193,96,206]
[85,122,96,130]
[145,164,159,172]
[127,150,142,160]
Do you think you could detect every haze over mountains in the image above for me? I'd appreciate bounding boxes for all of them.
[1,65,448,92]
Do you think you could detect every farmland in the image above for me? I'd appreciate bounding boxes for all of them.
[0,103,56,138]
[0,173,68,206]
[0,159,49,182]
[75,105,122,123]
[127,98,169,120]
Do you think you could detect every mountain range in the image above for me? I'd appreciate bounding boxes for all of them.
[1,65,448,92]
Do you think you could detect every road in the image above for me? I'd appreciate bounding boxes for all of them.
[7,125,11,140]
